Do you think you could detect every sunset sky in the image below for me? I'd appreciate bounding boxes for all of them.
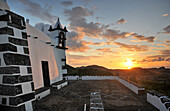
[7,0,170,69]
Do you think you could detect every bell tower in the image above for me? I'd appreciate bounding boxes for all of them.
[48,18,68,49]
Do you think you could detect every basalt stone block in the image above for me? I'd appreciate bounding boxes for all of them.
[3,75,19,84]
[19,75,32,83]
[6,10,26,30]
[22,32,27,39]
[3,53,31,65]
[9,92,35,105]
[0,43,17,52]
[7,10,26,26]
[7,22,25,30]
[0,104,26,111]
[62,66,67,69]
[31,82,34,91]
[0,85,22,96]
[27,67,32,73]
[32,100,36,110]
[9,37,28,46]
[2,98,7,105]
[0,27,14,36]
[0,14,9,21]
[3,75,33,84]
[61,58,66,61]
[24,47,29,54]
[0,67,20,74]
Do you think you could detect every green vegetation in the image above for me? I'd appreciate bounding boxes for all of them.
[141,80,170,97]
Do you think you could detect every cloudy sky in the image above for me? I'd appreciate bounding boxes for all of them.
[7,0,170,69]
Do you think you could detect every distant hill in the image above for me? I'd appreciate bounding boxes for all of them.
[65,64,170,80]
[65,65,117,76]
[65,65,170,97]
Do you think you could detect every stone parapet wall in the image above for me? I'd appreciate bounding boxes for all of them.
[147,90,170,111]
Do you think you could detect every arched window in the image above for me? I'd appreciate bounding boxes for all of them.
[58,32,65,47]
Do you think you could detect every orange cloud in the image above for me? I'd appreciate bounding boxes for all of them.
[165,40,170,43]
[162,25,170,34]
[162,14,169,16]
[131,33,157,42]
[67,27,92,52]
[114,42,149,52]
[96,48,117,53]
[117,18,127,24]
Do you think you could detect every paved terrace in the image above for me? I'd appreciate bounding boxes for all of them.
[35,80,158,111]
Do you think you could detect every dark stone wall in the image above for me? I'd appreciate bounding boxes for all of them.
[3,53,31,65]
[31,82,34,91]
[9,37,28,46]
[32,100,36,110]
[27,67,32,73]
[62,66,67,69]
[22,32,27,39]
[7,21,26,30]
[0,43,17,52]
[24,48,29,54]
[9,92,35,105]
[0,14,9,21]
[0,10,35,111]
[3,75,33,84]
[0,85,22,96]
[6,10,26,30]
[6,10,26,26]
[0,67,20,74]
[0,27,14,36]
[61,58,66,61]
[0,104,26,111]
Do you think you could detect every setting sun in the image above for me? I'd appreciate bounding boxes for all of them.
[125,59,133,69]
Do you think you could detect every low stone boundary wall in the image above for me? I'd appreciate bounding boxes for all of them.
[147,90,170,111]
[67,76,79,80]
[67,76,118,80]
[82,76,118,80]
[66,75,145,95]
[117,77,145,95]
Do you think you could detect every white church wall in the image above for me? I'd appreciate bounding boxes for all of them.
[52,47,65,84]
[27,24,63,90]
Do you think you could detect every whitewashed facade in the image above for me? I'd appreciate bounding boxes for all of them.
[0,1,68,111]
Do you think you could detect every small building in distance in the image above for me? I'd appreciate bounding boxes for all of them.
[0,0,68,111]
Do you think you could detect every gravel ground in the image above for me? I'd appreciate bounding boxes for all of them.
[35,80,158,111]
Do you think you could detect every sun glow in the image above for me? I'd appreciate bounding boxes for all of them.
[125,59,133,69]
